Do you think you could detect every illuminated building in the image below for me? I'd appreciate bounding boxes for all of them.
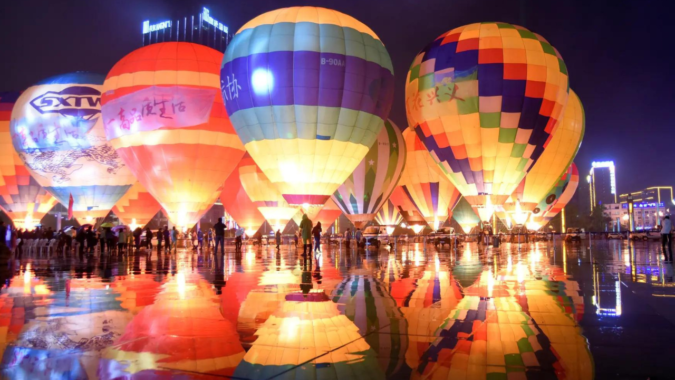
[588,161,617,211]
[141,7,229,51]
[618,186,674,228]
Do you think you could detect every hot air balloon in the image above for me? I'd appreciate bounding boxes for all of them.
[238,153,298,232]
[452,197,481,234]
[531,163,579,229]
[374,200,403,235]
[332,119,406,228]
[505,90,584,224]
[112,182,164,229]
[220,6,395,208]
[313,198,342,233]
[220,155,266,237]
[101,42,246,228]
[399,128,461,231]
[405,22,570,222]
[0,92,57,229]
[389,186,426,233]
[10,73,136,224]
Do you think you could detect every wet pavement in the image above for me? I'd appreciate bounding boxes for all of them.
[0,238,673,379]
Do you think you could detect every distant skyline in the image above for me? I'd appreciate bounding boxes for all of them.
[1,0,672,194]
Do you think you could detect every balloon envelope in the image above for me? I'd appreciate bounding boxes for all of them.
[516,90,584,212]
[0,92,57,229]
[332,119,406,228]
[453,197,481,234]
[374,199,403,227]
[400,128,461,230]
[221,6,395,206]
[238,153,298,231]
[532,163,579,228]
[10,73,135,223]
[102,42,246,228]
[112,182,164,228]
[313,198,342,232]
[406,22,570,219]
[220,155,266,236]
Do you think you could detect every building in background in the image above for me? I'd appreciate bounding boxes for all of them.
[588,161,617,211]
[142,7,229,51]
[604,201,672,231]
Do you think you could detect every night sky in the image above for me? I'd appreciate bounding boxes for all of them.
[1,0,672,196]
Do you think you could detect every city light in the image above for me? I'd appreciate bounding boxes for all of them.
[591,160,617,195]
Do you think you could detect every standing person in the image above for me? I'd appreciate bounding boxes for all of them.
[293,231,298,248]
[118,228,128,253]
[76,227,86,255]
[145,228,153,249]
[312,222,322,253]
[133,227,142,251]
[86,227,97,254]
[214,218,225,254]
[662,216,673,261]
[235,228,243,252]
[197,228,204,250]
[156,228,163,251]
[207,228,213,249]
[106,228,115,253]
[45,227,54,240]
[345,228,351,249]
[171,226,178,251]
[355,228,363,249]
[275,229,281,249]
[163,227,170,251]
[299,214,313,256]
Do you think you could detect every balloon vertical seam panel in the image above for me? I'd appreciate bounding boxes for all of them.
[404,22,569,212]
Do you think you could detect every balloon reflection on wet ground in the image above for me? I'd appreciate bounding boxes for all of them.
[2,239,675,378]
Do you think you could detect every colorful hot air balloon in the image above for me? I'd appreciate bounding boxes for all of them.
[101,42,246,228]
[238,153,298,231]
[508,90,584,215]
[532,163,579,229]
[313,198,342,232]
[332,119,406,228]
[112,182,164,228]
[452,197,481,234]
[220,155,266,237]
[389,186,426,230]
[220,6,395,207]
[0,92,57,229]
[374,200,403,232]
[405,22,570,221]
[400,128,461,231]
[10,73,135,224]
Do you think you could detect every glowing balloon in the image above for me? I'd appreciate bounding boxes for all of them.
[220,156,266,237]
[10,73,135,224]
[0,92,58,229]
[399,128,461,231]
[332,119,406,228]
[238,153,298,231]
[405,22,570,221]
[374,199,403,228]
[389,186,426,227]
[532,163,579,228]
[221,6,395,206]
[102,42,246,228]
[313,198,342,232]
[512,90,584,212]
[452,197,481,234]
[112,182,164,228]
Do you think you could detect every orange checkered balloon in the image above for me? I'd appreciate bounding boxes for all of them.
[405,22,569,221]
[102,42,246,228]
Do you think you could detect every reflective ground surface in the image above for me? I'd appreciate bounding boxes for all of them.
[0,238,673,379]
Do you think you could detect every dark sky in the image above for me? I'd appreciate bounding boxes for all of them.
[1,0,672,196]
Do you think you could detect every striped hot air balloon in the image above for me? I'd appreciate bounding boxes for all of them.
[389,186,426,230]
[374,199,403,231]
[112,182,164,228]
[405,22,570,222]
[102,42,246,228]
[10,74,136,225]
[221,7,395,207]
[332,119,406,228]
[0,92,57,229]
[220,155,266,237]
[531,163,579,229]
[453,197,481,234]
[400,128,461,231]
[510,91,584,214]
[238,153,299,232]
[313,198,342,233]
